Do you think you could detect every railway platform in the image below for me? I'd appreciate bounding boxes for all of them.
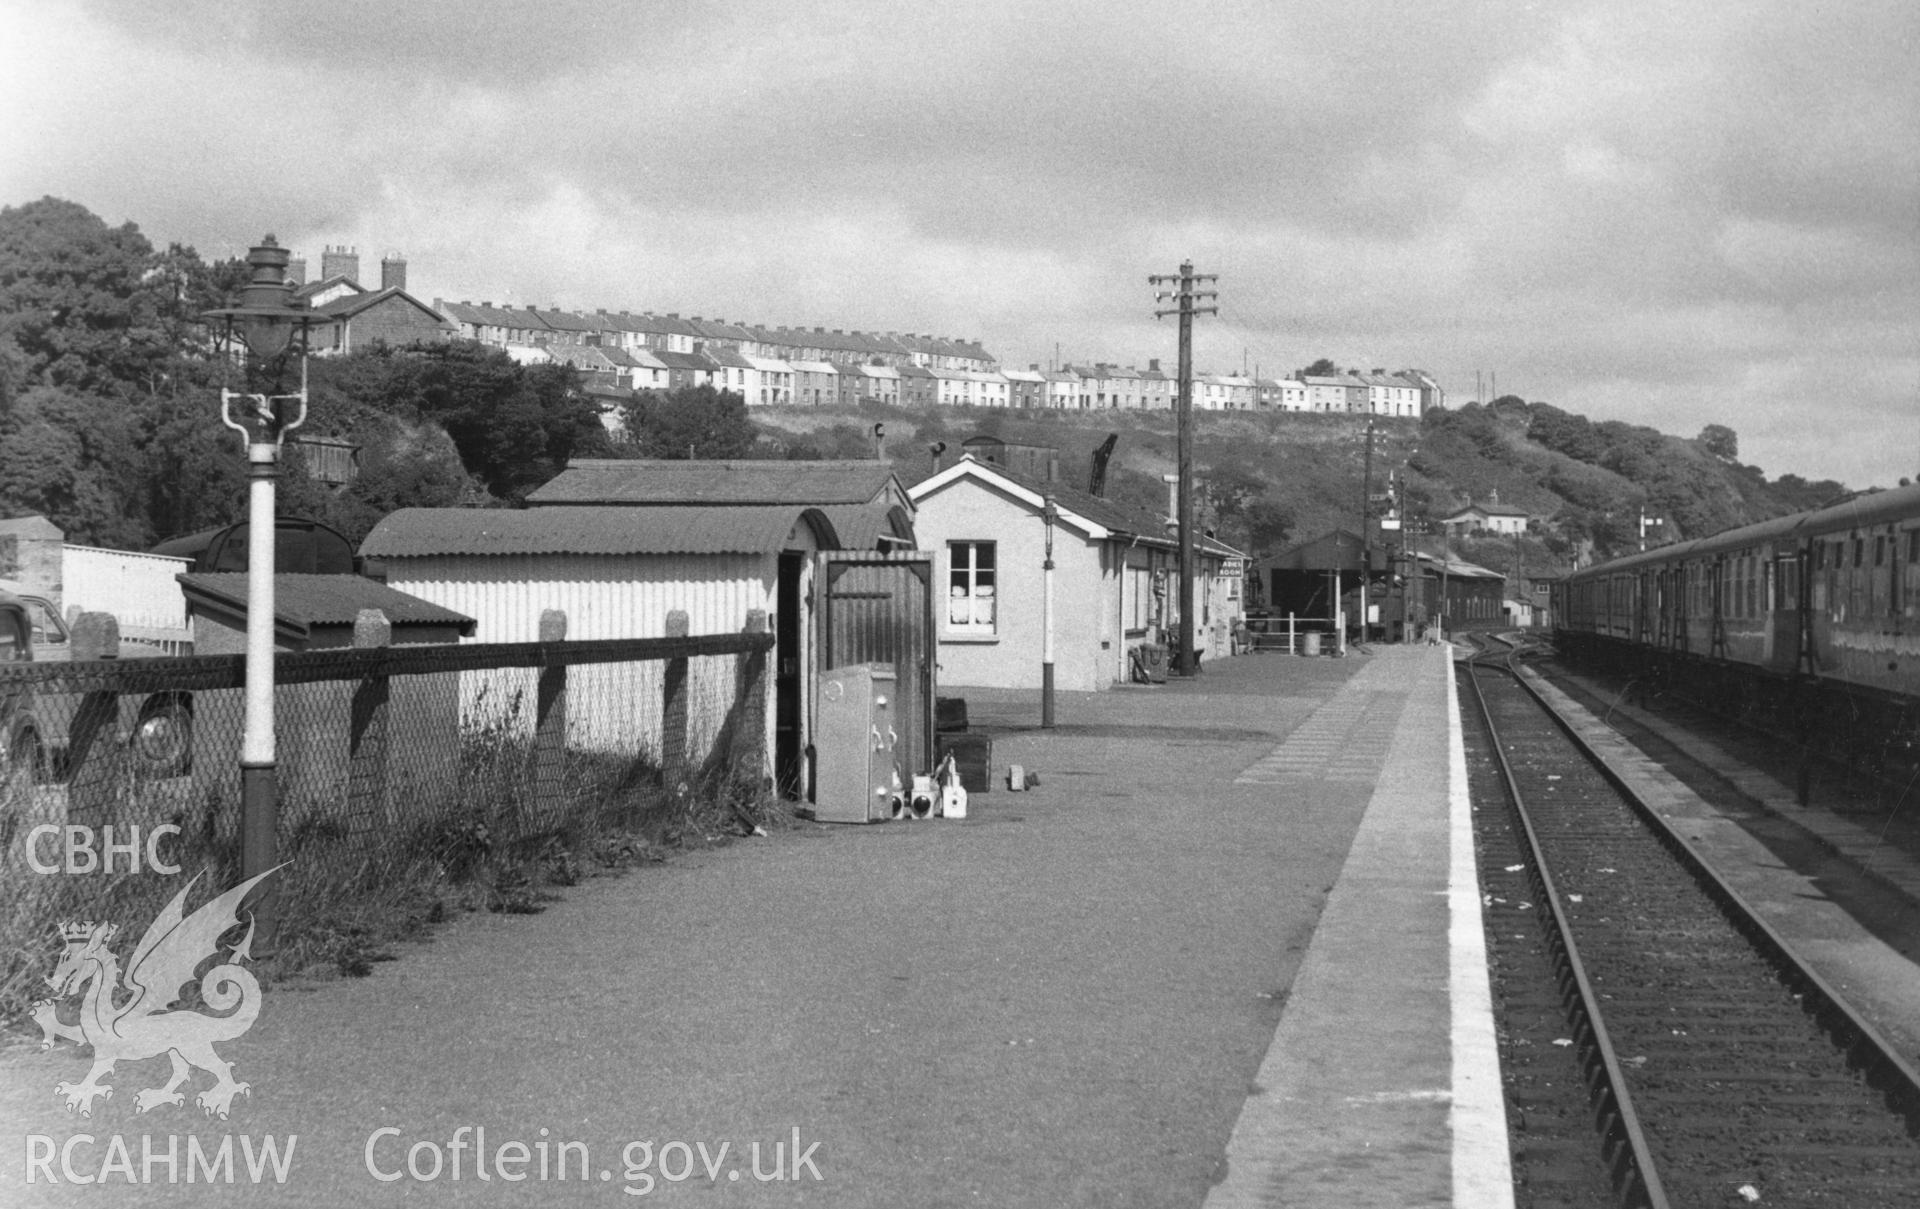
[0,641,1516,1208]
[1200,644,1513,1209]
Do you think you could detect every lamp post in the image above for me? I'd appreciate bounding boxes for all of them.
[198,236,324,946]
[1041,494,1057,729]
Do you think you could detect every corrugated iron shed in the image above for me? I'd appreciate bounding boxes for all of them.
[178,573,477,637]
[361,506,839,559]
[528,460,900,507]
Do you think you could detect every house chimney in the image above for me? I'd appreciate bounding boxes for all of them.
[322,245,359,284]
[286,256,307,286]
[381,254,407,292]
[1149,358,1162,372]
[872,423,886,461]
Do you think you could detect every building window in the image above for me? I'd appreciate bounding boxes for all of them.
[948,541,997,633]
[1126,565,1151,633]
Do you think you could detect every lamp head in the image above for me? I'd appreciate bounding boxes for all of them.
[199,235,323,370]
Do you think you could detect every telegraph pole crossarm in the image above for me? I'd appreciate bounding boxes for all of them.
[1149,261,1218,677]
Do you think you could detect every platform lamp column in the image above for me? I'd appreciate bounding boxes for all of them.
[1042,494,1057,729]
[198,235,323,948]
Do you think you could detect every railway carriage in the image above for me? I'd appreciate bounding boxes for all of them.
[1554,483,1920,772]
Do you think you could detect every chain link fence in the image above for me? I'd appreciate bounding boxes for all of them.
[1,625,771,1018]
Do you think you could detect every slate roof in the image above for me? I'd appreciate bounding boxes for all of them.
[922,457,1244,559]
[360,506,840,558]
[528,306,595,333]
[543,343,617,370]
[1442,500,1531,519]
[702,344,755,370]
[527,460,899,507]
[652,349,718,371]
[178,573,476,636]
[292,276,362,304]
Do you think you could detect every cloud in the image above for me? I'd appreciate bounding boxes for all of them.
[3,0,1915,487]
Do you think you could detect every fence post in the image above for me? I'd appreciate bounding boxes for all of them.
[534,609,567,831]
[661,611,690,791]
[347,609,392,842]
[734,610,769,787]
[66,612,123,828]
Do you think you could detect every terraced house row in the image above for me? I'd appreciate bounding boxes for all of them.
[425,297,1441,418]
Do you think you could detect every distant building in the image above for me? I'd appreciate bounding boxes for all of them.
[1439,490,1532,536]
[1004,367,1047,409]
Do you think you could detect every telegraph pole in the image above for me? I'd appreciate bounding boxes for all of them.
[1150,261,1217,676]
[1357,417,1376,647]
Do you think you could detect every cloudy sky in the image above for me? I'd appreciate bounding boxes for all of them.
[3,0,1915,487]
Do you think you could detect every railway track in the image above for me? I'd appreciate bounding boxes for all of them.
[1461,641,1920,1207]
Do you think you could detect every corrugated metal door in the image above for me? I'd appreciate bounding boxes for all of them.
[815,551,934,785]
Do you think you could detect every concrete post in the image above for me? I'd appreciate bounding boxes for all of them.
[662,611,691,791]
[347,608,392,839]
[66,611,122,828]
[736,610,769,786]
[534,609,567,830]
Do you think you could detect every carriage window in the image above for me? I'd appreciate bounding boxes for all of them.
[1875,536,1885,566]
[1854,537,1864,567]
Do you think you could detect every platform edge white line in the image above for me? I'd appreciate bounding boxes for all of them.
[1448,651,1516,1208]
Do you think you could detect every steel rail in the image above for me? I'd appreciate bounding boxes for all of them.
[1507,655,1920,1136]
[1463,644,1670,1209]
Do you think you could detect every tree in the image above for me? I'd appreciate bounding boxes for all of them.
[621,385,759,460]
[377,342,608,499]
[1697,424,1739,461]
[0,197,172,399]
[1299,358,1339,378]
[1528,403,1605,463]
[1201,462,1266,528]
[137,384,250,540]
[1242,499,1295,556]
[0,385,150,547]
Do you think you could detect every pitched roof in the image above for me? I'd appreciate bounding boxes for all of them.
[178,573,477,636]
[310,286,447,323]
[293,275,362,303]
[360,506,840,558]
[1442,499,1530,519]
[528,307,595,333]
[543,343,618,370]
[527,459,900,507]
[702,344,754,369]
[653,349,718,370]
[912,457,1244,558]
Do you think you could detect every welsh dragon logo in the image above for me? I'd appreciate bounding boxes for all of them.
[31,868,278,1119]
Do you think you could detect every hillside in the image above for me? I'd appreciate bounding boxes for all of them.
[745,398,1851,578]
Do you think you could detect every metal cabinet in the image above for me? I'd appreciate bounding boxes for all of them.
[813,664,902,823]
